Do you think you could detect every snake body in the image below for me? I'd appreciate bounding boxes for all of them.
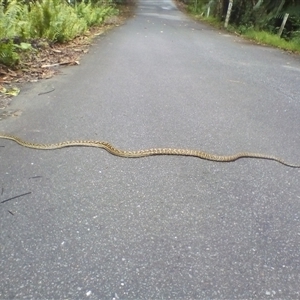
[0,133,299,168]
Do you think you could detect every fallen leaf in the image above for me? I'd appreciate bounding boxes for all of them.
[12,110,22,117]
[0,86,20,96]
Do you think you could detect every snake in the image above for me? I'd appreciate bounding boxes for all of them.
[0,132,299,168]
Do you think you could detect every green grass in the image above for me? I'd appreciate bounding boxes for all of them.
[243,30,300,53]
[190,12,300,54]
[191,13,227,30]
[200,16,221,27]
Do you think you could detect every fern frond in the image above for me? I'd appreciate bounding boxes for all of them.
[0,0,24,38]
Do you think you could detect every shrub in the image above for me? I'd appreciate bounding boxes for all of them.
[0,0,118,67]
[75,0,117,27]
[0,41,20,67]
[0,0,29,39]
[28,0,87,43]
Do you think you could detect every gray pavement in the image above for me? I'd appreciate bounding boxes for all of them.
[1,0,300,298]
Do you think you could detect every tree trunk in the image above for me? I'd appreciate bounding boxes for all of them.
[224,0,233,28]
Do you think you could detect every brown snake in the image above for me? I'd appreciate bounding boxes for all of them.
[0,133,299,168]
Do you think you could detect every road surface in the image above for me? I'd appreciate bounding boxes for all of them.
[1,0,300,298]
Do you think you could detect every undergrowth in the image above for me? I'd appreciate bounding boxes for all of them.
[244,30,300,52]
[190,13,300,54]
[185,0,300,54]
[0,0,117,67]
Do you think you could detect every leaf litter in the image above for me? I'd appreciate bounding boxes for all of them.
[0,2,136,114]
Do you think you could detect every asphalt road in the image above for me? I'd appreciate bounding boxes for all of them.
[1,0,300,299]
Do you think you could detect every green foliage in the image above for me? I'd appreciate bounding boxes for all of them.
[187,0,300,46]
[14,42,33,50]
[0,0,29,39]
[75,0,117,27]
[0,42,20,67]
[290,30,300,46]
[184,0,300,53]
[28,0,87,42]
[244,29,300,53]
[0,0,117,67]
[0,0,117,43]
[188,0,212,15]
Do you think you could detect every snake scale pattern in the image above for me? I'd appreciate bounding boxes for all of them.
[0,133,299,168]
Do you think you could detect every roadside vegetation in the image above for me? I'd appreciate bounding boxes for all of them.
[0,0,119,68]
[184,0,300,53]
